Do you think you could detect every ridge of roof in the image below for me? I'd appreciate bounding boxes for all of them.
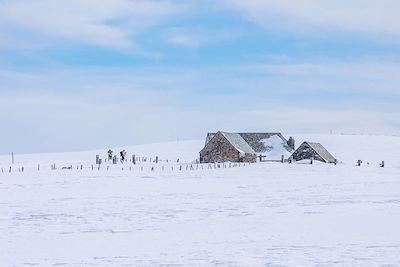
[219,132,256,154]
[303,141,336,163]
[205,132,293,154]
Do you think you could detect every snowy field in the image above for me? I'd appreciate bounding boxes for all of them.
[1,134,400,266]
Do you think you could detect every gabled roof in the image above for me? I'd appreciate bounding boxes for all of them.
[239,133,291,153]
[205,132,292,153]
[219,132,256,154]
[205,133,216,146]
[304,142,337,163]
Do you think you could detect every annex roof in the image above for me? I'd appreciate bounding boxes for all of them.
[305,142,337,163]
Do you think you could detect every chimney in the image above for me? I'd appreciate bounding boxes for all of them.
[287,137,295,150]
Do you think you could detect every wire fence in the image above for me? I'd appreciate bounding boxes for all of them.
[0,155,251,175]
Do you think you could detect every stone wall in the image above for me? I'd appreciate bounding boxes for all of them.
[240,153,257,163]
[200,133,256,163]
[200,133,239,163]
[291,143,325,162]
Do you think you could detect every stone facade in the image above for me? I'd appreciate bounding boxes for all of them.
[200,132,257,163]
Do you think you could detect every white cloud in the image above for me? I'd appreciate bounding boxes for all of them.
[166,33,202,48]
[2,59,400,95]
[233,61,400,94]
[236,108,400,135]
[225,0,400,38]
[0,0,184,48]
[0,84,398,154]
[0,60,399,153]
[164,27,241,48]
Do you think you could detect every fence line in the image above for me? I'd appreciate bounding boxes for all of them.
[0,160,251,175]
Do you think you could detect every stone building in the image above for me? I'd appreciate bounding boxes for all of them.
[290,141,337,163]
[200,131,295,163]
[200,132,257,163]
[205,132,293,154]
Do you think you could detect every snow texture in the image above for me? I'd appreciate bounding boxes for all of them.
[0,134,400,266]
[260,135,293,160]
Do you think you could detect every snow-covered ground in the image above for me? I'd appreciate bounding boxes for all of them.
[1,134,400,266]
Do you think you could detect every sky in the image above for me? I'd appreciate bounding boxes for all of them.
[0,0,400,154]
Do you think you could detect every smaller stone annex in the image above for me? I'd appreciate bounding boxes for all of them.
[290,141,337,163]
[200,132,257,163]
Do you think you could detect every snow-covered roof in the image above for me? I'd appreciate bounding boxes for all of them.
[205,133,216,146]
[205,132,292,154]
[305,142,337,163]
[260,135,293,159]
[220,132,256,154]
[239,133,291,153]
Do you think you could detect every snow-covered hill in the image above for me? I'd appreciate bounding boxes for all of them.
[1,134,399,167]
[1,134,400,266]
[0,140,203,169]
